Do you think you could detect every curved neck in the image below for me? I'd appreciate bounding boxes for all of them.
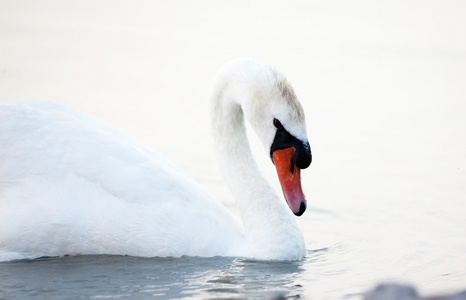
[210,82,305,260]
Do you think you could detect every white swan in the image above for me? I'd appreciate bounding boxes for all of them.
[0,58,312,262]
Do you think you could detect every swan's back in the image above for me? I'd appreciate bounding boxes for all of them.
[0,101,242,261]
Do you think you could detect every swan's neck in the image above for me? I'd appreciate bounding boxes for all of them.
[210,82,305,260]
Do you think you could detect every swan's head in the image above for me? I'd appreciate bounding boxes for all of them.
[238,59,312,216]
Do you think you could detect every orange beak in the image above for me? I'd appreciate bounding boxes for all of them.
[272,147,307,216]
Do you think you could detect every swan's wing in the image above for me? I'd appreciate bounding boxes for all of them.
[0,101,243,259]
[0,100,193,202]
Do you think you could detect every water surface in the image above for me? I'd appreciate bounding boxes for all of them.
[0,252,325,299]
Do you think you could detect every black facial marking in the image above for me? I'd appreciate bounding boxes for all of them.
[273,118,283,129]
[270,118,312,169]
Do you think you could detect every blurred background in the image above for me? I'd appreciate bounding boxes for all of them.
[1,0,465,298]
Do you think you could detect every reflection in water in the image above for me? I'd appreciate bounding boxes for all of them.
[197,258,305,298]
[0,255,309,299]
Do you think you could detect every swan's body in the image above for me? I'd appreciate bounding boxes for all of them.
[0,58,311,262]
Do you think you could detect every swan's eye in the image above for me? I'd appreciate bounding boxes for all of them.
[273,118,283,129]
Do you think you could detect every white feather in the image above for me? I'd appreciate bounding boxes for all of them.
[0,58,308,261]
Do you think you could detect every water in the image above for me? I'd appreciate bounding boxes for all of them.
[0,255,314,299]
[1,0,466,299]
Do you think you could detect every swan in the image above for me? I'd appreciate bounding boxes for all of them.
[0,58,312,262]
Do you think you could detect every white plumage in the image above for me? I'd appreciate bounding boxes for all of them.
[0,58,310,261]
